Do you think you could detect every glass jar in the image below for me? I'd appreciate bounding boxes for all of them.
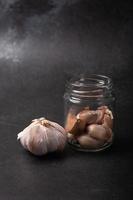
[64,74,115,152]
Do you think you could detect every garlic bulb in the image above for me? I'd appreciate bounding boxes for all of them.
[17,118,67,155]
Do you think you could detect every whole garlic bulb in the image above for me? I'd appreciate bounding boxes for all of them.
[17,118,67,155]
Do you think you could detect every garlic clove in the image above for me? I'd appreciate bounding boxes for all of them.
[22,125,50,155]
[50,121,67,137]
[103,113,113,129]
[98,105,108,111]
[68,118,83,136]
[65,112,77,132]
[87,124,109,142]
[45,128,60,152]
[46,125,66,152]
[98,106,113,119]
[105,109,113,120]
[77,109,98,127]
[95,109,105,124]
[27,125,48,155]
[77,134,104,149]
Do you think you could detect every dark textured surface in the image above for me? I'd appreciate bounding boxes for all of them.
[0,0,133,199]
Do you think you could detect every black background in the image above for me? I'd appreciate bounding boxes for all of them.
[0,0,133,199]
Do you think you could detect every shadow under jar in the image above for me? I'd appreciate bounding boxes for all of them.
[64,74,115,152]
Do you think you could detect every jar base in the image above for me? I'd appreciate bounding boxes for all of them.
[68,140,113,152]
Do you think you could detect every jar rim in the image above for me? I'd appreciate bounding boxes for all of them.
[64,74,114,100]
[68,74,112,88]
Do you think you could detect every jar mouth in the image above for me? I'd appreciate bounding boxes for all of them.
[69,74,112,88]
[65,74,114,100]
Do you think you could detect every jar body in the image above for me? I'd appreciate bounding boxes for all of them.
[64,74,115,152]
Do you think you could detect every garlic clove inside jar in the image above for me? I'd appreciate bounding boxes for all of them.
[77,109,98,127]
[87,124,110,142]
[65,112,77,133]
[103,113,113,129]
[77,134,105,149]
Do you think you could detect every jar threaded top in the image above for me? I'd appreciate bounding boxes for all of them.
[64,74,114,102]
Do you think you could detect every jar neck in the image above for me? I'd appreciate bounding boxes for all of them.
[64,74,114,102]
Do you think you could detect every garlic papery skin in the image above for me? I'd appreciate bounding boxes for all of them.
[17,118,67,156]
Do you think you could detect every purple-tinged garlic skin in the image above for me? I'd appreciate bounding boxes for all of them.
[17,118,67,156]
[77,109,98,128]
